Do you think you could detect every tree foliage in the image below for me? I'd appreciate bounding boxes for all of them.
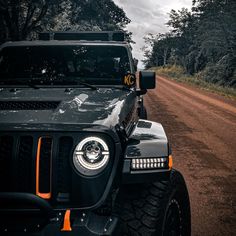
[70,0,130,30]
[0,0,64,41]
[143,0,236,87]
[0,0,132,43]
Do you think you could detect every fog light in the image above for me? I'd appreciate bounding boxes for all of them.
[131,157,168,170]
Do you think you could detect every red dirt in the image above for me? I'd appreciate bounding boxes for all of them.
[144,75,236,236]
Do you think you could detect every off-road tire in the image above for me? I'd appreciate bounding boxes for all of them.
[119,169,191,236]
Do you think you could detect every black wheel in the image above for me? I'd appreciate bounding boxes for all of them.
[139,105,147,119]
[119,169,191,236]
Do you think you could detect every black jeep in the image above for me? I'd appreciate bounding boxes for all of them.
[0,31,191,235]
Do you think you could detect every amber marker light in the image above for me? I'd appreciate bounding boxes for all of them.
[168,155,173,170]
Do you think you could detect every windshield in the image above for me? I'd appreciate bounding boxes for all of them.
[0,45,131,86]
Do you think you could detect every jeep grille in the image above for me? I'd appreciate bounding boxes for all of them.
[0,134,73,202]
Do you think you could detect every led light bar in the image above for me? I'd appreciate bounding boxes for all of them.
[131,157,169,170]
[38,31,125,41]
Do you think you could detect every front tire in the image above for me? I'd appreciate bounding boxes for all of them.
[120,170,191,236]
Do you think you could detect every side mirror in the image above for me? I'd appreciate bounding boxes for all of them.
[133,58,138,72]
[139,71,156,90]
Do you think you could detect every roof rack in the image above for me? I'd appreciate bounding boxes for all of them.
[38,31,125,42]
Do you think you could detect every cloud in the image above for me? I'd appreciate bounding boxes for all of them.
[113,0,192,68]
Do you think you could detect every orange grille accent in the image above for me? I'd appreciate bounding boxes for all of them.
[36,137,52,199]
[61,210,72,231]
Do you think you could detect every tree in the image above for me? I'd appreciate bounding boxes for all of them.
[142,32,183,69]
[142,33,157,68]
[70,0,130,30]
[0,0,132,43]
[69,0,133,42]
[143,0,236,86]
[192,0,236,85]
[0,0,66,42]
[167,8,197,73]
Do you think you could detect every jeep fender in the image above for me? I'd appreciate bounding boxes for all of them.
[122,120,171,183]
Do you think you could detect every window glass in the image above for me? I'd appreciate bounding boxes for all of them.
[0,45,131,85]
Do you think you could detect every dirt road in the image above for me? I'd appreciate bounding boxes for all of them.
[144,76,236,236]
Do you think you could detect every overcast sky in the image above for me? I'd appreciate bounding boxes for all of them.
[113,0,192,68]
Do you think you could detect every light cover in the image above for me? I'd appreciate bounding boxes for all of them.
[73,137,109,176]
[131,157,168,170]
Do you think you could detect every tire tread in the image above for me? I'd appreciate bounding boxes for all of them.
[119,170,191,236]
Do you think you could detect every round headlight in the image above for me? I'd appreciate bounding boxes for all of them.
[73,137,110,176]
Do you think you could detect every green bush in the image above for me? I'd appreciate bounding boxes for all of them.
[197,55,236,88]
[151,65,185,78]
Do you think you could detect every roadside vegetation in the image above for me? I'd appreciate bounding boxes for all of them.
[143,0,236,89]
[151,65,236,99]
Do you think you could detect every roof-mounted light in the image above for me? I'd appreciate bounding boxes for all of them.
[38,31,125,42]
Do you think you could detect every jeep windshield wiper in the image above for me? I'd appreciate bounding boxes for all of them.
[54,77,98,90]
[109,85,132,91]
[0,78,39,89]
[77,81,97,90]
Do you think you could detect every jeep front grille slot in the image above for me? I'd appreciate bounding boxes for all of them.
[16,136,34,192]
[0,136,14,191]
[0,101,60,110]
[36,137,53,199]
[56,137,73,202]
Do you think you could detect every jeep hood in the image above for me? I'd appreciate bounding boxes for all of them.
[0,88,137,130]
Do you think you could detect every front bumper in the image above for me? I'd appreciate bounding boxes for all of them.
[0,193,119,236]
[1,214,119,236]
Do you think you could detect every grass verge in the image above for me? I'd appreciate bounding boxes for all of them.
[150,65,236,99]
